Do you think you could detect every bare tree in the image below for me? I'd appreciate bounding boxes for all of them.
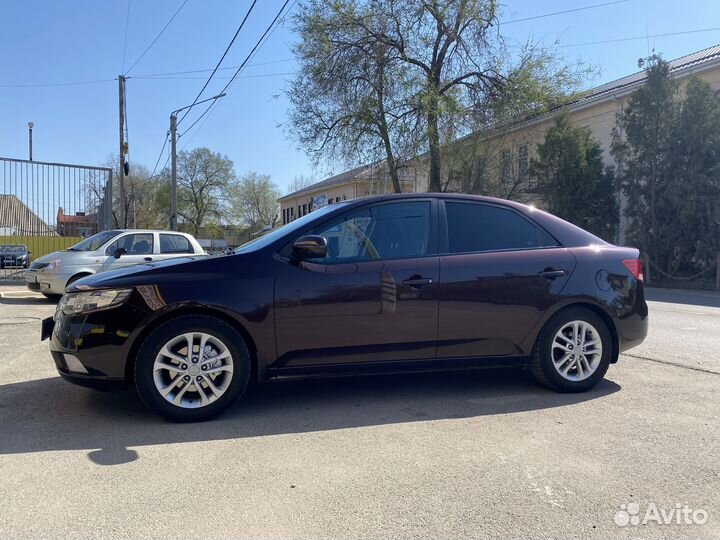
[286,174,316,195]
[289,0,589,193]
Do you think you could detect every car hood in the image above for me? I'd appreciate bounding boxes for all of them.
[68,254,213,291]
[33,249,89,265]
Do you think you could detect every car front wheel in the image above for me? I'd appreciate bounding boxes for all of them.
[530,307,612,392]
[134,315,251,422]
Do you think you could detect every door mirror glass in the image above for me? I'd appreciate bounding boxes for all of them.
[113,247,127,259]
[292,235,328,260]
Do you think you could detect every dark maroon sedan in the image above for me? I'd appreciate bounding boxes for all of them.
[42,194,648,421]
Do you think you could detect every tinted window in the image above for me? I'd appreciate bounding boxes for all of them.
[160,234,193,254]
[445,202,558,253]
[106,233,154,255]
[311,201,430,262]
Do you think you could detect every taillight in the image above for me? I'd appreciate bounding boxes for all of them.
[622,259,644,281]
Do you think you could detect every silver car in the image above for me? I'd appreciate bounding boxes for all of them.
[24,229,205,299]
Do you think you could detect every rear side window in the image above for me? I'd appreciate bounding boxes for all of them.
[160,234,193,254]
[445,202,558,253]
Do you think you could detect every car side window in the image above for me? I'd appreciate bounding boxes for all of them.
[310,201,431,263]
[445,202,558,253]
[106,233,154,255]
[160,234,193,254]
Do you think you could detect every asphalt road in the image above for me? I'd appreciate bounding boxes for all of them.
[0,285,718,539]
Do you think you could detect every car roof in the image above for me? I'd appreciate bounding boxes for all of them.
[330,193,606,248]
[114,229,193,235]
[340,192,528,207]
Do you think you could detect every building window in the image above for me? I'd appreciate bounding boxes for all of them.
[302,203,308,216]
[500,149,512,183]
[518,145,529,182]
[342,195,347,200]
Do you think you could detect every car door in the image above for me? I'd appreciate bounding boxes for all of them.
[437,200,577,358]
[155,233,195,262]
[99,232,156,271]
[274,199,439,369]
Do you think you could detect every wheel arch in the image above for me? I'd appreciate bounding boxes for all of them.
[66,271,94,287]
[124,306,263,384]
[527,301,620,364]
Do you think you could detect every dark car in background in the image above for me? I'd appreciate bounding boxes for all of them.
[0,244,31,269]
[42,194,648,422]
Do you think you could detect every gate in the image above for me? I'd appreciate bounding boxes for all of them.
[0,157,113,280]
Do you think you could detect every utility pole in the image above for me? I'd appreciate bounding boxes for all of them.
[131,182,136,228]
[169,92,225,232]
[170,113,177,231]
[27,122,33,161]
[118,75,126,228]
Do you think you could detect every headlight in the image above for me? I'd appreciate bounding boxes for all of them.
[59,289,132,315]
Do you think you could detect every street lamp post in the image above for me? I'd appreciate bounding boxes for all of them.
[168,93,225,231]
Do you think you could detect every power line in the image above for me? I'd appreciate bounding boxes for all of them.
[131,57,293,78]
[133,71,294,80]
[180,99,218,150]
[177,0,259,125]
[125,0,190,75]
[503,0,628,25]
[179,0,294,140]
[149,133,170,178]
[121,0,132,73]
[0,78,116,88]
[560,27,720,48]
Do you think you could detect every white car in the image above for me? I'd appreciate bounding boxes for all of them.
[24,229,205,299]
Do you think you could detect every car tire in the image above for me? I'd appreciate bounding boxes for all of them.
[529,307,612,393]
[134,314,251,422]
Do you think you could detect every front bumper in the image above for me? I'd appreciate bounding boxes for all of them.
[25,270,69,294]
[44,292,152,388]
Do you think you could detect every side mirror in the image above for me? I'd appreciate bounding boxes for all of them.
[292,235,327,260]
[113,247,127,259]
[27,251,32,255]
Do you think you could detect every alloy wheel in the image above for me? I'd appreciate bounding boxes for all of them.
[152,332,234,408]
[550,320,603,382]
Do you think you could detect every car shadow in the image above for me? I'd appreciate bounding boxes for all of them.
[0,295,56,306]
[0,368,620,465]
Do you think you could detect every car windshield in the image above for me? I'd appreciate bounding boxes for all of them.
[68,230,122,251]
[234,204,346,254]
[0,245,26,253]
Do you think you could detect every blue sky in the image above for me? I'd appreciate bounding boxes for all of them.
[1,0,719,193]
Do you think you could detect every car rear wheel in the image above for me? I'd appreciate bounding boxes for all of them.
[530,307,612,392]
[134,315,251,422]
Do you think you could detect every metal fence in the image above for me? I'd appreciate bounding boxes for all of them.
[0,157,112,280]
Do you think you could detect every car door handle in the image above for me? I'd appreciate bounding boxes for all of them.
[144,257,153,262]
[538,269,566,279]
[402,277,433,287]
